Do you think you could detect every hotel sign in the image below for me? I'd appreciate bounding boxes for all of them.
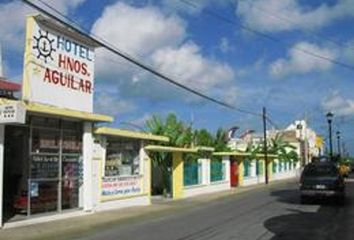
[23,15,97,112]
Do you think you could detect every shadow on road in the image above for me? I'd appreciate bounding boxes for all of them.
[264,181,352,240]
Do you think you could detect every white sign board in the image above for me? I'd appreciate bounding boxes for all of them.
[23,16,95,112]
[101,176,143,199]
[0,103,26,124]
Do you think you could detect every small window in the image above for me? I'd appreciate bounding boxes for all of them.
[104,139,140,177]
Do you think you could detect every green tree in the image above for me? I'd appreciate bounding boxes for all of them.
[146,113,192,195]
[193,128,214,147]
[213,128,230,152]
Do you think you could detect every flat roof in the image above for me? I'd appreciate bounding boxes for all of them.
[94,127,169,142]
[213,151,278,159]
[144,145,198,153]
[0,98,113,122]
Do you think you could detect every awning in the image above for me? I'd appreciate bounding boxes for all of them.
[94,127,169,142]
[0,78,21,91]
[0,98,113,122]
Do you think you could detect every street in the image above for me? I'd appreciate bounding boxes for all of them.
[73,177,354,240]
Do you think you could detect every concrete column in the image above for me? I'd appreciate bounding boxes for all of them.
[0,125,4,227]
[205,158,211,185]
[83,122,93,211]
[222,156,230,182]
[141,143,151,197]
[251,160,257,177]
[172,152,183,199]
[238,159,244,186]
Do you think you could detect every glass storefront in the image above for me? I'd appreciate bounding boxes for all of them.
[104,138,140,177]
[28,116,82,215]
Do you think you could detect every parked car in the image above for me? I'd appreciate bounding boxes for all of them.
[299,161,345,203]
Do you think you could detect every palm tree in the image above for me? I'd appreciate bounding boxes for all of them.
[146,113,192,195]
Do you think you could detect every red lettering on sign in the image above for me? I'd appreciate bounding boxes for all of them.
[42,67,92,94]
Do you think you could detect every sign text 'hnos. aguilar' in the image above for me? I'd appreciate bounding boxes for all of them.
[23,15,98,112]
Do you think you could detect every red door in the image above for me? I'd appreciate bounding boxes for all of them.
[230,158,239,187]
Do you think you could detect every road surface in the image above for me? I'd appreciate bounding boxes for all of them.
[76,178,354,240]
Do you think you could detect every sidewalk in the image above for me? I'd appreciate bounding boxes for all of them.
[0,179,296,240]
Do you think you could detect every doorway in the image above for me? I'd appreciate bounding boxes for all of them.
[3,125,29,222]
[230,157,239,187]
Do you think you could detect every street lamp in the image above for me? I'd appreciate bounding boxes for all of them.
[326,112,334,161]
[336,130,341,159]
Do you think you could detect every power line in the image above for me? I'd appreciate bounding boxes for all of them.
[21,0,237,111]
[22,0,270,119]
[180,0,354,72]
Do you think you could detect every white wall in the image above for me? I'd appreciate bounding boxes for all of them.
[94,137,151,211]
[96,195,150,211]
[183,157,230,198]
[83,122,94,212]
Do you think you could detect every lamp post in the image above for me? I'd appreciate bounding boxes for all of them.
[336,131,341,159]
[326,112,334,161]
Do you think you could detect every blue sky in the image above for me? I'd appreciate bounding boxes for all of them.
[1,0,354,153]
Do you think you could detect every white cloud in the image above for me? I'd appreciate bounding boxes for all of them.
[322,91,354,116]
[91,2,186,58]
[161,0,229,15]
[95,91,136,116]
[342,40,354,64]
[0,0,85,51]
[151,42,235,97]
[92,3,238,105]
[236,0,354,32]
[269,42,337,78]
[219,37,233,54]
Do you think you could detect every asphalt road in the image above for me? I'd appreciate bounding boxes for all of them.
[76,178,354,240]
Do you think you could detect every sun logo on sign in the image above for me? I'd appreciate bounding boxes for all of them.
[33,29,56,63]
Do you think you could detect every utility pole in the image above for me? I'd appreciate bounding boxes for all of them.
[263,107,269,184]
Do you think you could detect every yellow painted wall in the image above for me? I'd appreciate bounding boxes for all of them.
[238,159,244,186]
[144,156,152,198]
[268,161,273,181]
[172,152,184,199]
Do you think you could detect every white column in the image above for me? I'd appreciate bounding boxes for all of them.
[0,125,4,227]
[251,160,257,177]
[222,156,230,182]
[83,122,93,211]
[205,158,211,185]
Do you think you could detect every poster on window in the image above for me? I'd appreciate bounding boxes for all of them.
[22,15,97,112]
[101,176,143,199]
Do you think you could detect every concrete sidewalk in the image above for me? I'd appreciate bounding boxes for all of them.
[0,179,296,240]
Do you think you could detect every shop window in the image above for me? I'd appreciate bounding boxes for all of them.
[105,139,140,177]
[27,116,82,215]
[210,158,225,182]
[184,157,201,186]
[244,159,251,177]
[257,161,264,176]
[273,161,277,173]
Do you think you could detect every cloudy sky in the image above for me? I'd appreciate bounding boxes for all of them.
[1,0,354,153]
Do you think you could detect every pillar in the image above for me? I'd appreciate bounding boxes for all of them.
[172,152,183,199]
[268,160,273,182]
[238,159,244,186]
[83,122,93,211]
[222,156,230,182]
